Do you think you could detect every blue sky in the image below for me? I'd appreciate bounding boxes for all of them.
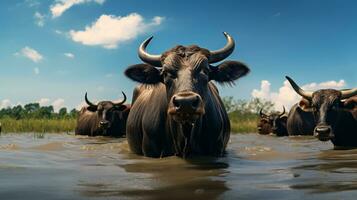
[0,0,356,111]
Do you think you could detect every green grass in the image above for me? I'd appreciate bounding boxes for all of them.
[229,112,259,133]
[0,118,76,133]
[0,113,258,134]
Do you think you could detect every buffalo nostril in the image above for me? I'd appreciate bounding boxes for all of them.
[314,125,333,141]
[100,121,109,126]
[173,96,180,108]
[191,96,200,109]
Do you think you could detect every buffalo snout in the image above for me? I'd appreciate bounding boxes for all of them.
[99,120,110,129]
[168,92,205,123]
[314,124,334,141]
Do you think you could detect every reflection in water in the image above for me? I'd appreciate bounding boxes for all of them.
[113,156,230,200]
[0,133,357,199]
[290,148,357,194]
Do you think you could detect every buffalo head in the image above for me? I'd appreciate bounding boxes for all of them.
[257,108,272,135]
[286,76,357,141]
[258,107,287,135]
[85,92,127,131]
[125,32,249,124]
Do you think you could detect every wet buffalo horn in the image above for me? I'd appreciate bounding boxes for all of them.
[208,32,235,63]
[138,36,162,67]
[85,92,97,108]
[285,76,313,100]
[279,106,286,117]
[341,88,357,99]
[259,108,266,117]
[114,91,127,106]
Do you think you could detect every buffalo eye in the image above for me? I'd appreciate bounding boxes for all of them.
[331,101,342,110]
[305,102,317,112]
[162,70,177,82]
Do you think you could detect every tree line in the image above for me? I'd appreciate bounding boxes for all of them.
[222,97,274,114]
[0,103,78,120]
[0,97,274,120]
[222,97,275,121]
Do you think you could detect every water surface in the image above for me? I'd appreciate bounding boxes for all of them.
[1,133,357,200]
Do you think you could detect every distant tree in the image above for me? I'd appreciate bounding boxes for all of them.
[58,107,67,118]
[0,103,79,120]
[24,103,40,114]
[34,106,54,119]
[246,98,275,114]
[11,105,25,119]
[222,96,236,113]
[222,96,275,114]
[69,109,78,118]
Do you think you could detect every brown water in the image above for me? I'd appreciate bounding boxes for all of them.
[1,133,357,200]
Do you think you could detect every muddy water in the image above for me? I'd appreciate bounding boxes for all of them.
[1,133,357,200]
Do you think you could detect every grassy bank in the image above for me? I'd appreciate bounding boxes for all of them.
[229,112,259,133]
[0,118,77,133]
[0,114,258,134]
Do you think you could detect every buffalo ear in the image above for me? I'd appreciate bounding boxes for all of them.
[209,61,250,83]
[114,105,128,111]
[341,98,356,110]
[125,64,162,84]
[279,116,288,122]
[298,98,314,112]
[87,106,97,112]
[340,98,357,120]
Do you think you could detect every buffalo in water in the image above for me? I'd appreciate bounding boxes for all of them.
[258,107,288,136]
[286,76,357,148]
[75,92,130,137]
[286,100,316,136]
[125,32,250,158]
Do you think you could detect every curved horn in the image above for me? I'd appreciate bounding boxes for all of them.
[114,91,127,106]
[138,36,162,67]
[285,76,313,100]
[259,108,266,117]
[341,88,357,99]
[208,32,235,63]
[279,106,286,117]
[85,92,97,107]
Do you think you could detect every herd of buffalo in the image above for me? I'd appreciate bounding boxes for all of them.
[75,32,357,158]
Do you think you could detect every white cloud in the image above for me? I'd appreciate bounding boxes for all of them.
[251,79,347,110]
[0,99,12,109]
[64,52,75,58]
[25,0,40,7]
[34,67,40,75]
[50,0,105,18]
[55,30,63,34]
[38,98,50,106]
[105,73,113,78]
[68,13,165,49]
[52,98,65,112]
[34,12,45,27]
[16,46,43,63]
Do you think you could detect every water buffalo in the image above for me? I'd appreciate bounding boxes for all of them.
[125,32,250,158]
[258,107,288,136]
[286,76,357,147]
[75,92,130,137]
[257,110,272,135]
[286,100,316,136]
